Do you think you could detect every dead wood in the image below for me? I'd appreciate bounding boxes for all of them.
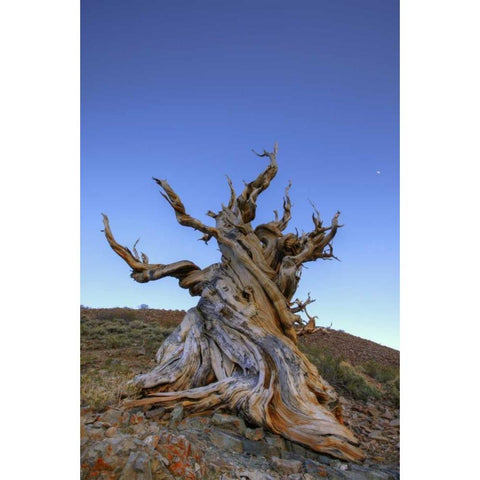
[102,144,364,461]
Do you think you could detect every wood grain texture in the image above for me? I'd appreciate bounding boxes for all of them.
[103,144,365,462]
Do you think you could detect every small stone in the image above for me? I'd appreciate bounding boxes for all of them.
[236,470,275,480]
[312,453,333,465]
[119,452,154,480]
[99,408,123,427]
[211,413,246,435]
[367,406,380,417]
[147,422,161,434]
[86,427,104,440]
[244,427,264,441]
[389,418,400,427]
[134,451,151,473]
[381,409,394,420]
[290,442,308,456]
[105,426,117,437]
[368,430,388,441]
[82,411,99,424]
[271,456,302,474]
[264,433,286,450]
[131,423,149,437]
[331,459,349,471]
[145,407,166,419]
[169,405,184,428]
[304,459,328,477]
[129,412,145,425]
[242,438,280,457]
[210,430,244,453]
[178,415,211,430]
[144,434,160,450]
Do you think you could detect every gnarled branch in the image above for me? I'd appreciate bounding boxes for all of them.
[236,143,279,223]
[292,210,342,266]
[102,214,202,288]
[154,178,220,240]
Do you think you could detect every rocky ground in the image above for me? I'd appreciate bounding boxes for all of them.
[81,308,399,479]
[81,407,399,479]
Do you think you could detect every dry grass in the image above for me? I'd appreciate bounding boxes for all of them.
[80,308,179,411]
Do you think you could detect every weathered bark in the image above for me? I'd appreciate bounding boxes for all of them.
[102,144,365,461]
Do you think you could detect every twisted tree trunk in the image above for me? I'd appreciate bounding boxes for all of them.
[102,144,365,461]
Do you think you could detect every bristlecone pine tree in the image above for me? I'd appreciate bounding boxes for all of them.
[102,144,365,461]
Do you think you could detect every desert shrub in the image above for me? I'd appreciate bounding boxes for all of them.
[360,361,399,383]
[87,325,108,338]
[105,334,130,349]
[130,320,146,329]
[384,377,400,408]
[104,322,129,334]
[301,345,382,402]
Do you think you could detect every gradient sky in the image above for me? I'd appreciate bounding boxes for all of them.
[81,0,399,349]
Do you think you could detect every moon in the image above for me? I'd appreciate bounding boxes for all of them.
[376,170,381,175]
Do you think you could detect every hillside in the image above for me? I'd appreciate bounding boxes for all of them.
[81,307,399,479]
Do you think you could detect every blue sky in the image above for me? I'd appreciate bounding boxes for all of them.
[81,0,399,349]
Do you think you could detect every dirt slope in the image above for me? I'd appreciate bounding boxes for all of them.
[299,329,399,369]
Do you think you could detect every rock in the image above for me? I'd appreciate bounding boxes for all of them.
[169,405,184,428]
[105,426,117,437]
[145,407,166,419]
[119,451,153,480]
[146,422,161,434]
[129,412,145,425]
[389,418,400,427]
[178,415,211,430]
[131,423,149,437]
[150,455,175,480]
[289,441,308,457]
[367,406,380,417]
[236,469,276,480]
[212,413,246,434]
[331,460,349,471]
[100,408,125,427]
[348,464,397,479]
[280,451,304,462]
[381,409,394,420]
[264,433,286,450]
[242,438,280,457]
[144,434,160,450]
[82,411,99,424]
[210,430,244,453]
[304,459,328,476]
[86,427,104,440]
[244,427,265,441]
[368,431,389,441]
[270,456,302,474]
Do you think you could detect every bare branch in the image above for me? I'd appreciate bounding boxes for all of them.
[102,214,201,285]
[278,180,292,231]
[132,238,141,261]
[226,175,236,210]
[236,143,279,223]
[290,292,316,314]
[292,210,342,266]
[154,178,220,239]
